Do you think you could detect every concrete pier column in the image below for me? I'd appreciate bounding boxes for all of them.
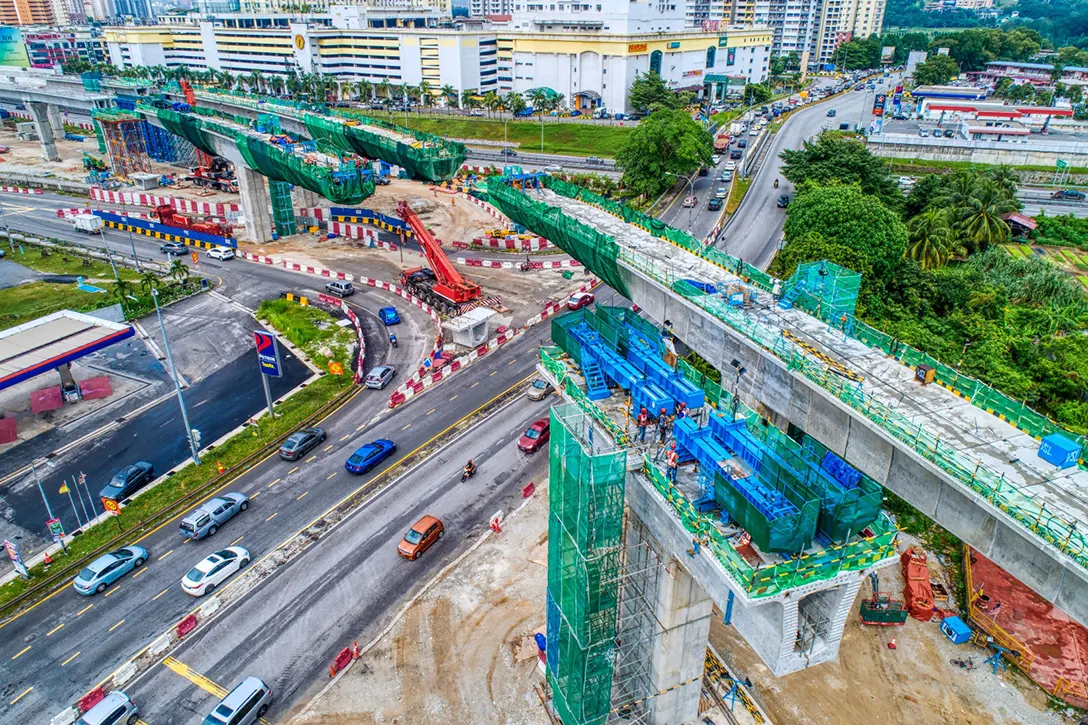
[27,102,60,162]
[48,105,64,137]
[646,557,713,725]
[292,186,322,210]
[236,165,274,243]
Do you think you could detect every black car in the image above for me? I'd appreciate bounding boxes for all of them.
[1052,189,1087,201]
[100,462,155,502]
[279,427,327,461]
[707,198,723,211]
[160,242,186,255]
[737,139,747,149]
[730,150,742,160]
[698,166,709,176]
[374,176,391,186]
[500,148,517,157]
[777,194,790,208]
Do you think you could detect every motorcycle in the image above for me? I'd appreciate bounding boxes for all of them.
[461,465,477,483]
[774,178,779,189]
[389,335,398,349]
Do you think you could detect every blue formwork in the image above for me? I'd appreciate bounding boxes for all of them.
[819,450,861,490]
[1039,434,1080,469]
[709,412,764,473]
[626,346,704,410]
[632,379,672,417]
[569,324,642,391]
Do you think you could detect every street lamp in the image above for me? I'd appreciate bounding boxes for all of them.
[119,198,142,271]
[664,171,698,228]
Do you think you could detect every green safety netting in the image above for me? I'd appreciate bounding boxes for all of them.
[547,404,626,725]
[152,106,219,157]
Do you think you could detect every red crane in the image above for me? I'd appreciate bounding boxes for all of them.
[396,201,481,313]
[179,79,217,171]
[155,204,233,238]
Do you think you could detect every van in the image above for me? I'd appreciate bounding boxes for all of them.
[325,280,354,297]
[203,677,272,725]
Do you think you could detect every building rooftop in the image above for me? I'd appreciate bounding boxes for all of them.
[0,310,134,391]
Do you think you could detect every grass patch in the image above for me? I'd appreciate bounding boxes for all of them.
[1002,244,1025,259]
[347,111,634,157]
[0,374,345,613]
[6,243,140,282]
[257,298,356,371]
[725,177,752,215]
[0,282,119,331]
[886,155,1088,177]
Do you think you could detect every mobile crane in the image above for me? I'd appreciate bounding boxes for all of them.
[178,80,238,193]
[396,201,481,314]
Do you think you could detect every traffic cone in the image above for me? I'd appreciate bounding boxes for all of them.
[329,665,336,678]
[888,638,897,650]
[217,461,225,475]
[44,551,52,565]
[352,641,359,659]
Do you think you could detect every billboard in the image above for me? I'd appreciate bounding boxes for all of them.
[905,50,927,78]
[253,330,283,377]
[0,28,30,69]
[881,46,896,64]
[873,94,887,117]
[727,47,736,65]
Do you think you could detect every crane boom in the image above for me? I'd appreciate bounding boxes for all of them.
[396,201,481,307]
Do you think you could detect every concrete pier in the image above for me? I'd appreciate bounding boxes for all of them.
[237,165,274,243]
[27,102,60,162]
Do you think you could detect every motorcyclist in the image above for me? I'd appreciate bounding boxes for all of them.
[774,178,779,188]
[464,458,477,478]
[389,333,398,348]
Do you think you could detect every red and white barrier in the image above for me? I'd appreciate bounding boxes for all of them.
[90,188,240,216]
[296,207,328,222]
[470,235,551,251]
[455,257,581,270]
[326,221,390,247]
[0,186,43,195]
[461,193,509,225]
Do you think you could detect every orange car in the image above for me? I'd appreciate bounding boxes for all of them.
[398,515,444,560]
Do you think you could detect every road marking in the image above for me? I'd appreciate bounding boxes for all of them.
[297,491,309,501]
[76,604,93,616]
[288,466,299,474]
[426,408,435,416]
[471,382,479,388]
[250,491,262,499]
[230,536,244,546]
[104,586,120,598]
[356,424,366,431]
[339,434,350,441]
[158,549,174,561]
[163,657,229,698]
[489,370,497,376]
[108,619,125,632]
[46,623,65,636]
[151,588,169,602]
[267,478,281,488]
[11,645,30,660]
[322,445,333,452]
[306,456,317,463]
[9,687,32,705]
[133,567,148,579]
[449,394,458,401]
[401,423,411,430]
[266,512,278,522]
[507,358,516,365]
[61,651,80,667]
[325,472,336,480]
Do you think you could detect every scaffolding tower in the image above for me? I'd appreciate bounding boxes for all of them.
[780,260,861,331]
[92,109,151,180]
[142,120,198,167]
[547,404,628,725]
[269,180,296,237]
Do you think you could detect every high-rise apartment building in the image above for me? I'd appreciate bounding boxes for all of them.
[0,0,54,25]
[743,0,884,69]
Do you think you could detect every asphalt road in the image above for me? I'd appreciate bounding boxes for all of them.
[466,147,617,173]
[0,320,551,723]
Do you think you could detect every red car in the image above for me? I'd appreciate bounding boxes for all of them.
[567,292,595,310]
[518,418,550,453]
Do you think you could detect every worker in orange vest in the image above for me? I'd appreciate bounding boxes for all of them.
[665,442,679,482]
[636,407,649,443]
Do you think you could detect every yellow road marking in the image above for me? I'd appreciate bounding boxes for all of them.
[11,645,30,659]
[61,651,80,666]
[151,588,169,602]
[76,604,93,616]
[133,567,148,579]
[9,686,32,705]
[158,549,174,561]
[322,445,333,452]
[356,424,366,431]
[108,619,125,632]
[266,512,278,522]
[267,478,281,488]
[507,358,516,365]
[339,434,350,441]
[104,586,120,598]
[449,394,458,401]
[471,382,479,388]
[46,623,64,636]
[489,370,497,376]
[401,423,411,430]
[250,491,262,499]
[305,456,317,463]
[288,466,299,474]
[426,408,435,416]
[297,491,309,500]
[231,536,244,545]
[163,657,229,698]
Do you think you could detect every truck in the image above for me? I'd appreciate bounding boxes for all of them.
[154,204,233,238]
[713,133,731,153]
[185,157,237,194]
[396,201,481,314]
[72,214,104,235]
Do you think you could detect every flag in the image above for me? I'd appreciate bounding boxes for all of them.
[59,483,69,494]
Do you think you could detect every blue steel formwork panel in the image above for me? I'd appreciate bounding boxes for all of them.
[569,324,642,391]
[632,379,672,418]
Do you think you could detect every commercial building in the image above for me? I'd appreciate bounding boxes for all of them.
[0,0,54,25]
[23,29,106,68]
[970,60,1088,90]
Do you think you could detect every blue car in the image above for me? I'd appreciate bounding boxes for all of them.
[72,545,149,595]
[379,306,401,326]
[345,439,396,474]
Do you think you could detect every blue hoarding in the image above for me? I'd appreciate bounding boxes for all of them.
[253,330,282,377]
[94,210,237,249]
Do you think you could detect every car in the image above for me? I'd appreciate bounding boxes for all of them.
[715,187,728,199]
[697,166,708,176]
[569,109,582,117]
[567,291,595,310]
[100,461,155,502]
[202,676,272,725]
[854,83,864,90]
[718,172,731,182]
[73,546,149,595]
[943,128,956,138]
[918,128,929,137]
[207,246,234,260]
[826,109,837,117]
[527,378,555,401]
[682,195,698,208]
[545,164,562,173]
[500,147,517,156]
[365,364,395,389]
[182,546,250,596]
[1052,189,1087,201]
[279,427,326,461]
[710,154,721,166]
[707,198,723,211]
[518,418,550,453]
[378,306,401,325]
[898,176,916,187]
[398,515,444,560]
[777,194,790,208]
[179,493,249,540]
[722,162,736,173]
[749,128,760,136]
[839,123,851,131]
[737,139,747,149]
[345,439,396,474]
[892,113,908,121]
[586,156,605,165]
[76,690,140,725]
[374,175,391,186]
[325,280,354,297]
[470,108,485,116]
[729,150,742,160]
[160,242,186,255]
[932,128,943,138]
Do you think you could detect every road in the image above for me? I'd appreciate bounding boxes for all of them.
[466,147,618,174]
[0,318,550,722]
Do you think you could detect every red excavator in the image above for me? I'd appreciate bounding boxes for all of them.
[396,201,481,313]
[155,204,233,238]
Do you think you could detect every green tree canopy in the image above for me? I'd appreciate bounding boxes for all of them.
[913,55,961,86]
[615,108,713,198]
[628,71,682,113]
[742,83,772,105]
[779,134,903,211]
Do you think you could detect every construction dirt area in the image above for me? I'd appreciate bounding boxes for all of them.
[288,482,553,725]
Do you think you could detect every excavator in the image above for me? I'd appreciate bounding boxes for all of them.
[396,201,481,314]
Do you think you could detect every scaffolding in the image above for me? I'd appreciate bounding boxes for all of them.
[80,72,101,92]
[780,261,861,331]
[93,109,151,181]
[269,180,297,237]
[142,120,198,167]
[548,404,628,725]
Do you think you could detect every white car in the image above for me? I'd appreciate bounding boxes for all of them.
[181,546,250,596]
[722,162,736,173]
[897,176,916,187]
[545,164,563,173]
[715,187,728,199]
[207,247,235,260]
[710,154,721,166]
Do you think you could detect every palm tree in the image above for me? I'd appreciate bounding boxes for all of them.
[169,259,190,284]
[461,88,477,109]
[248,70,263,94]
[378,78,392,102]
[441,84,457,109]
[504,92,526,117]
[906,208,956,270]
[139,270,158,294]
[357,79,373,102]
[482,90,500,118]
[268,75,285,96]
[111,278,133,306]
[339,80,354,102]
[961,180,1015,251]
[417,79,433,109]
[987,165,1019,205]
[529,88,549,115]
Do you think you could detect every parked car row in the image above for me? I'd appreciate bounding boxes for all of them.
[77,677,272,725]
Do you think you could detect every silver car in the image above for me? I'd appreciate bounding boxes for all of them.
[365,365,395,389]
[77,691,139,725]
[179,493,249,540]
[203,676,273,725]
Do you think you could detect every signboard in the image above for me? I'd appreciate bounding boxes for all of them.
[701,20,720,32]
[0,28,30,69]
[4,539,28,578]
[682,69,703,78]
[667,41,680,49]
[253,330,283,377]
[46,517,64,542]
[1057,159,1068,170]
[727,47,736,65]
[294,34,306,50]
[102,498,121,516]
[873,94,887,117]
[881,46,896,64]
[628,43,647,53]
[191,251,199,263]
[328,361,343,375]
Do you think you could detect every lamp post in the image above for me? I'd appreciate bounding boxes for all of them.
[119,198,142,271]
[140,290,201,464]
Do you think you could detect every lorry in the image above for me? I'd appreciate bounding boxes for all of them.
[72,214,104,235]
[713,133,731,153]
[154,204,234,238]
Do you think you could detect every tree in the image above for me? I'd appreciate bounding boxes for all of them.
[357,79,373,102]
[615,108,713,198]
[960,179,1015,251]
[628,71,680,113]
[417,80,433,108]
[743,83,772,106]
[482,90,500,118]
[907,208,957,269]
[913,55,960,86]
[779,134,903,210]
[504,92,527,117]
[139,270,159,294]
[903,173,947,219]
[462,88,478,109]
[169,259,190,284]
[378,79,392,101]
[440,84,457,108]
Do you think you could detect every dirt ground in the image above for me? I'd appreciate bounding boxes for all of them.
[290,482,552,725]
[362,179,500,243]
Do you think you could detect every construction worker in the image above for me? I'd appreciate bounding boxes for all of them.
[665,442,679,483]
[656,407,669,444]
[675,401,687,421]
[636,407,649,443]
